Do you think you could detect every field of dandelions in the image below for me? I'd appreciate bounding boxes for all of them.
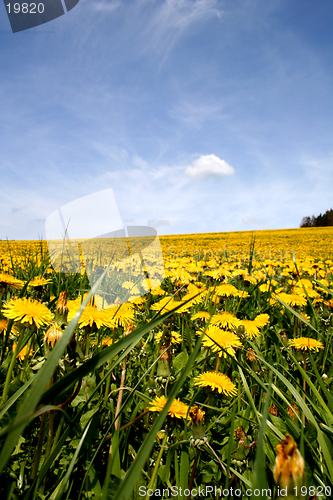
[0,226,333,499]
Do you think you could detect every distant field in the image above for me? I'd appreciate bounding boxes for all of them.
[159,226,333,262]
[2,226,333,268]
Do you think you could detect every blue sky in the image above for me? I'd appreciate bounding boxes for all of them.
[1,0,333,240]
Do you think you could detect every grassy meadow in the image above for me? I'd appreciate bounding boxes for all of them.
[0,227,333,499]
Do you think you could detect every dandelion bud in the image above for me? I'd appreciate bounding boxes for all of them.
[273,434,305,489]
[157,344,171,378]
[246,348,260,371]
[124,322,134,336]
[233,426,247,460]
[236,325,245,337]
[287,403,299,420]
[55,291,68,324]
[190,405,206,440]
[269,403,279,416]
[280,331,289,347]
[44,322,63,350]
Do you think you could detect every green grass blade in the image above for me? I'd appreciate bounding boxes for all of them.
[0,374,36,420]
[112,332,204,500]
[51,419,93,500]
[251,372,272,496]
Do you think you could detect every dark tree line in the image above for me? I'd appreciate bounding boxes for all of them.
[300,208,333,228]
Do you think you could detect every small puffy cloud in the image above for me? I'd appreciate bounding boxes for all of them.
[241,217,260,225]
[147,219,170,228]
[185,154,235,179]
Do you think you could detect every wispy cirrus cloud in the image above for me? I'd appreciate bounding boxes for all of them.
[91,1,121,12]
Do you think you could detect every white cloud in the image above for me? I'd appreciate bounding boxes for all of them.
[241,217,261,225]
[185,154,235,179]
[92,1,120,12]
[147,219,170,228]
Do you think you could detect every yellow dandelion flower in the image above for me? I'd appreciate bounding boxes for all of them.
[101,337,113,346]
[121,280,137,290]
[172,299,195,314]
[273,434,304,488]
[239,320,260,339]
[130,295,146,307]
[194,371,237,396]
[295,278,313,289]
[105,302,135,327]
[187,282,207,295]
[213,284,239,297]
[148,396,189,419]
[274,292,307,307]
[93,294,111,310]
[191,311,211,321]
[243,275,257,285]
[210,311,241,329]
[12,343,34,361]
[68,305,116,329]
[28,277,52,288]
[150,286,166,296]
[316,278,329,289]
[259,283,271,292]
[205,268,230,280]
[2,297,53,328]
[201,325,242,357]
[237,290,250,298]
[67,293,90,311]
[150,296,178,313]
[0,273,24,291]
[253,313,270,328]
[181,291,205,307]
[299,312,311,322]
[292,286,319,299]
[288,337,324,352]
[0,319,19,335]
[0,319,9,333]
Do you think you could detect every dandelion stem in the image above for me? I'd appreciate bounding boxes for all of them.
[145,432,168,500]
[303,352,307,425]
[187,451,199,500]
[31,412,47,481]
[114,357,127,431]
[2,325,25,403]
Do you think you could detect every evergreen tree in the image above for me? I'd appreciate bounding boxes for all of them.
[300,209,333,227]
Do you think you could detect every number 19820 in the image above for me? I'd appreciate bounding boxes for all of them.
[294,486,331,496]
[6,3,45,14]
